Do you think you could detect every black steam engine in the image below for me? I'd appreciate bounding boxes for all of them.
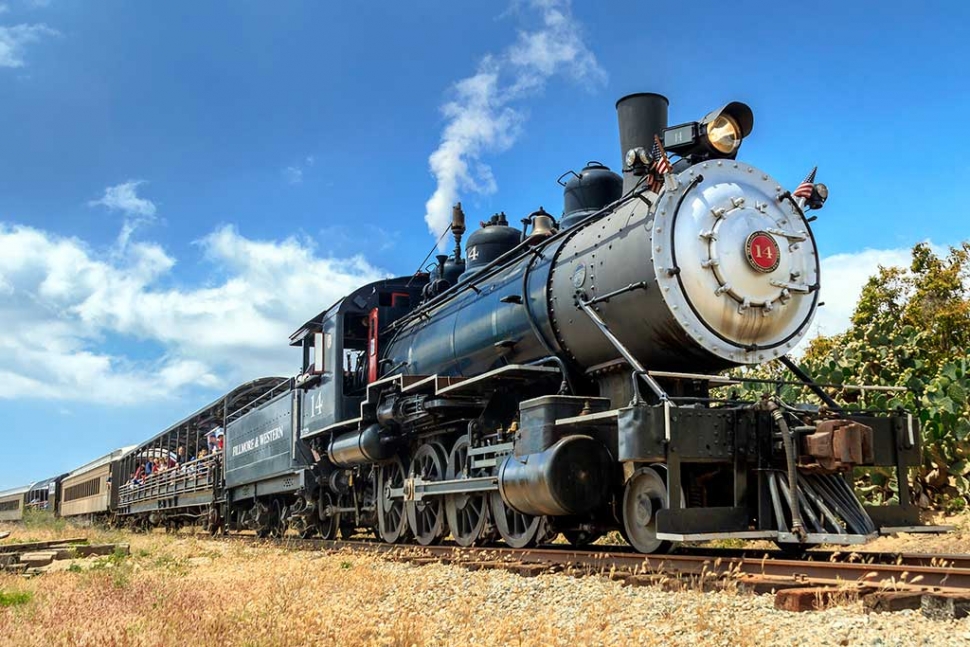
[282,92,926,552]
[38,91,929,552]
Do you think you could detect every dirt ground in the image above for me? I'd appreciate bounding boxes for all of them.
[1,515,969,647]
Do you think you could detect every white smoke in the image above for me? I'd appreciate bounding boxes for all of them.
[423,0,605,245]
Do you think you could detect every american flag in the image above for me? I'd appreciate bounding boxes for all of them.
[651,135,672,175]
[648,135,671,192]
[793,166,817,200]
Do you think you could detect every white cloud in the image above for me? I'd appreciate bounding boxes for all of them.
[89,180,156,218]
[798,246,927,348]
[0,23,57,68]
[283,155,315,185]
[0,222,385,405]
[283,166,303,184]
[89,180,158,251]
[423,0,604,246]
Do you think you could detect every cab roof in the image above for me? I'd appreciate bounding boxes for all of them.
[288,275,424,346]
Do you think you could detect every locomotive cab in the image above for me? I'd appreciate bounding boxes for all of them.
[293,277,426,439]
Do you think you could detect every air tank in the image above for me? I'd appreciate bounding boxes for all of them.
[560,162,622,230]
[328,424,396,467]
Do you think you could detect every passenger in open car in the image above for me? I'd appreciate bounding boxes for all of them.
[195,448,209,475]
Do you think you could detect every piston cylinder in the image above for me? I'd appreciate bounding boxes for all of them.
[498,435,612,516]
[328,424,395,467]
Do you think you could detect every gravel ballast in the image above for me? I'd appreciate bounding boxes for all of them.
[2,523,970,646]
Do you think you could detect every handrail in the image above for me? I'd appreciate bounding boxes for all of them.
[647,369,909,393]
[227,378,293,422]
[119,452,222,504]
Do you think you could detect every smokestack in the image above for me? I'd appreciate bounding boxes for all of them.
[616,93,669,193]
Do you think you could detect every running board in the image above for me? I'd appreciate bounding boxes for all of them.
[656,530,776,542]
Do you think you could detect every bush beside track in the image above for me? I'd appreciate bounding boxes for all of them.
[728,242,970,513]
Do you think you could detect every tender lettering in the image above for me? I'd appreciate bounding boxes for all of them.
[230,426,286,457]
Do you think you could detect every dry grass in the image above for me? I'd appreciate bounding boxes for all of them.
[862,509,970,554]
[1,518,968,647]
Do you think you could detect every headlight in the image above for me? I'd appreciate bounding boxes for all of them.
[662,102,752,161]
[624,148,639,168]
[705,114,741,154]
[624,146,651,169]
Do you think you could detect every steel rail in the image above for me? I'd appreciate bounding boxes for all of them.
[231,536,970,593]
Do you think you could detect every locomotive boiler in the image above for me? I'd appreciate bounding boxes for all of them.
[382,93,818,379]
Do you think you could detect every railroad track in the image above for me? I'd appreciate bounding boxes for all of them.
[231,535,970,596]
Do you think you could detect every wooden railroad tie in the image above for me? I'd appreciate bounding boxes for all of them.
[2,542,128,576]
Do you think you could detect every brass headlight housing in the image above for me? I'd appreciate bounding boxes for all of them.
[662,101,753,161]
[705,114,741,154]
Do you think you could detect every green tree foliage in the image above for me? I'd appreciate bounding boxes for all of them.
[804,242,970,509]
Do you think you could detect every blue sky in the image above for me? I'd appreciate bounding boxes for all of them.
[1,0,968,488]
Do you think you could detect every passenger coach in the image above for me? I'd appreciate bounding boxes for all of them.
[0,486,28,523]
[59,447,135,522]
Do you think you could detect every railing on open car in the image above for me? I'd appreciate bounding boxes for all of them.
[118,452,221,506]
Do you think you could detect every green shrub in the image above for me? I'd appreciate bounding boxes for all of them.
[22,508,66,532]
[0,591,32,607]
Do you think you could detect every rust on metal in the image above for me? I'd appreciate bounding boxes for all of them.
[802,420,874,472]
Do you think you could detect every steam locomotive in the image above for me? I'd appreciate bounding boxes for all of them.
[3,92,932,552]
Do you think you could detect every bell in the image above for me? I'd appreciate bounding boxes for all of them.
[531,214,557,238]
